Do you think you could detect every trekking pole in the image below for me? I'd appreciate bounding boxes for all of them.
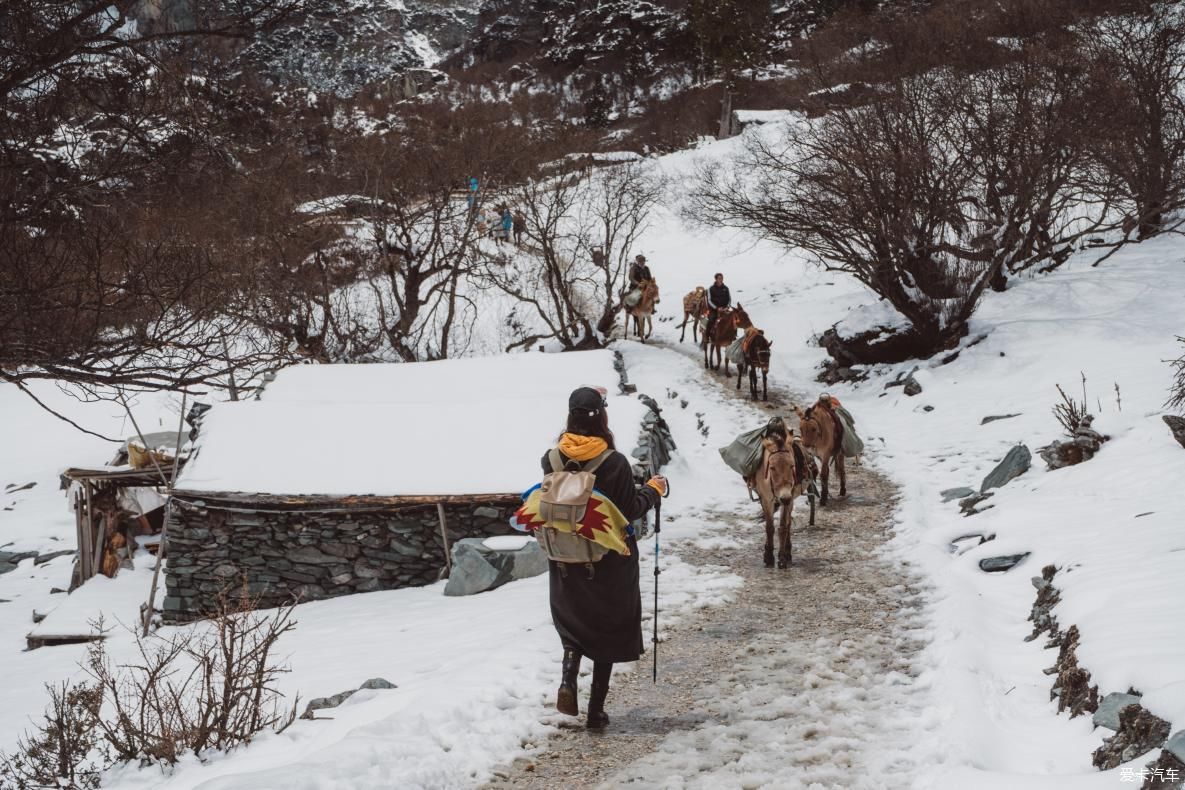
[652,481,670,684]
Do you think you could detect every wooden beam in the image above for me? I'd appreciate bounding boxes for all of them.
[170,491,521,511]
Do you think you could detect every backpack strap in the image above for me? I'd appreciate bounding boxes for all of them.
[581,448,614,474]
[549,447,613,474]
[548,448,565,473]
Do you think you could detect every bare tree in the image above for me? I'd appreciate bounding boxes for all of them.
[1082,5,1185,240]
[690,44,1105,363]
[481,161,662,351]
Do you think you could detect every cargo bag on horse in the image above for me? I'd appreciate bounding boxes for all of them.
[832,402,864,458]
[726,336,745,367]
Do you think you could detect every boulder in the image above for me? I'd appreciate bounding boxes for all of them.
[941,486,975,502]
[903,374,923,396]
[1094,692,1143,732]
[1164,415,1185,450]
[981,414,1021,425]
[359,677,397,691]
[981,445,1031,492]
[443,536,547,597]
[1166,730,1185,763]
[979,553,1030,572]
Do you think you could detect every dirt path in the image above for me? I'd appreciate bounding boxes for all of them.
[485,347,933,789]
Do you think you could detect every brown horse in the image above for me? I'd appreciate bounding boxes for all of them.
[795,402,847,506]
[753,430,799,568]
[679,287,706,343]
[735,328,772,401]
[624,280,659,341]
[701,304,751,373]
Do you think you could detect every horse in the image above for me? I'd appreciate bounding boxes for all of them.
[679,287,707,343]
[753,430,799,568]
[736,328,772,401]
[701,304,751,373]
[624,280,659,341]
[794,402,847,506]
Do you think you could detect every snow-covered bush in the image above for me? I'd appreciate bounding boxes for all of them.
[0,682,103,790]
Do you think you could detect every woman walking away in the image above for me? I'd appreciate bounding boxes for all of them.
[539,387,667,728]
[513,209,527,246]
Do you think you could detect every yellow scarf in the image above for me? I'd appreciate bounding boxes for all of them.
[558,433,608,461]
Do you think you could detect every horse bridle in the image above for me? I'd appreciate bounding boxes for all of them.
[763,445,794,485]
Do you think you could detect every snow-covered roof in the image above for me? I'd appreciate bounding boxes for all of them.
[732,109,796,126]
[175,351,648,498]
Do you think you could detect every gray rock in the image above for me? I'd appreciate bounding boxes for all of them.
[978,553,1031,572]
[304,690,356,716]
[358,677,396,690]
[981,414,1022,425]
[1164,415,1185,450]
[959,491,994,515]
[941,486,975,502]
[443,538,547,597]
[473,506,501,519]
[903,374,923,396]
[287,546,339,565]
[0,551,37,566]
[980,445,1031,492]
[1093,692,1142,732]
[1166,730,1185,763]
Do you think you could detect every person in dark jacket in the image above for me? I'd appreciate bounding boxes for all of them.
[544,386,668,729]
[513,210,527,246]
[706,272,731,338]
[628,254,653,287]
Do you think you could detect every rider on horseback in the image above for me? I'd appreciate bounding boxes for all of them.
[705,273,731,339]
[625,254,656,308]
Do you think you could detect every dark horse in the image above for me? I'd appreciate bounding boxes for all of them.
[735,329,772,401]
[701,304,751,373]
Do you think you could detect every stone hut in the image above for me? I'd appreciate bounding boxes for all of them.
[163,350,673,622]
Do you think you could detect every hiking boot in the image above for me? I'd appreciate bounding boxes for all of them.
[556,648,581,717]
[586,661,612,729]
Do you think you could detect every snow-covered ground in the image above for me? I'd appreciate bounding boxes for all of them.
[1,122,1182,788]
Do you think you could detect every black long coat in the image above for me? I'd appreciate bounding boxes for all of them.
[541,449,659,663]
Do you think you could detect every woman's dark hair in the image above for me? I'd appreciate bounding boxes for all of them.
[562,408,616,449]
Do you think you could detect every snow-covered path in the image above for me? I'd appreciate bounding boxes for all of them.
[486,341,941,788]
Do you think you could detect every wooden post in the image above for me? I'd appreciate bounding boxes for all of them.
[142,391,186,635]
[436,502,452,577]
[91,516,107,578]
[81,481,94,581]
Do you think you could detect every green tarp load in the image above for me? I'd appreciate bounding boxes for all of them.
[726,337,745,366]
[719,417,788,478]
[834,404,864,458]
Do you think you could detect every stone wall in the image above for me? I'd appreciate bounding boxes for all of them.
[162,498,517,623]
[163,387,677,622]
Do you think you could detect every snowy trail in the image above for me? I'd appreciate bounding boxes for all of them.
[486,340,941,789]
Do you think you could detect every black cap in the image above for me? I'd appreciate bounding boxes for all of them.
[568,386,607,415]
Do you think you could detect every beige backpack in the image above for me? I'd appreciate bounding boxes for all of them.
[536,448,613,564]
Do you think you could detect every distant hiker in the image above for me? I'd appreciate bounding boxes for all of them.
[513,210,527,246]
[706,272,731,338]
[517,386,667,729]
[500,207,513,245]
[467,176,479,211]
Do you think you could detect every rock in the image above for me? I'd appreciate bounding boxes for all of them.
[1093,703,1171,770]
[979,553,1030,572]
[303,690,356,717]
[1166,730,1185,763]
[443,537,547,597]
[473,506,501,519]
[980,444,1031,492]
[959,491,994,515]
[981,414,1021,425]
[1164,416,1185,450]
[902,375,922,396]
[941,486,975,502]
[1094,692,1143,732]
[358,677,396,690]
[3,482,35,492]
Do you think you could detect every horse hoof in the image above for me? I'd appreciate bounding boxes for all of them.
[763,553,774,568]
[778,559,789,569]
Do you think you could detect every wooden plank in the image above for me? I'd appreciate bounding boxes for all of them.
[81,482,93,581]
